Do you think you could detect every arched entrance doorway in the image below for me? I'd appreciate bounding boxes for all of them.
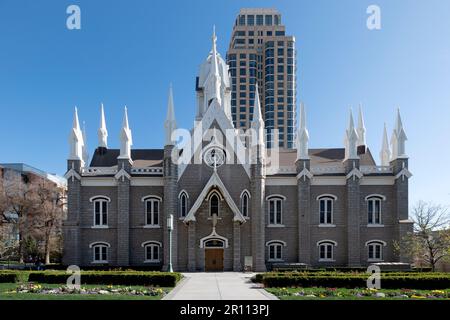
[204,239,224,272]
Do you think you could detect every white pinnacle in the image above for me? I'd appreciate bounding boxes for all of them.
[391,108,408,160]
[82,121,89,166]
[118,106,132,159]
[296,102,310,160]
[380,123,391,166]
[98,103,108,148]
[68,106,84,162]
[164,84,177,146]
[357,104,366,146]
[210,25,222,105]
[344,108,359,160]
[251,84,265,156]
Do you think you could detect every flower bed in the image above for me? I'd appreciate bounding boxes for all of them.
[11,283,167,297]
[268,287,450,300]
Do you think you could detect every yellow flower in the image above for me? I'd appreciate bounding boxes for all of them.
[411,295,426,299]
[432,290,445,295]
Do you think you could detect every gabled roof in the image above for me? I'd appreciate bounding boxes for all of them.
[183,171,246,223]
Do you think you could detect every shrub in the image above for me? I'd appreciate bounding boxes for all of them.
[260,272,450,290]
[28,271,181,287]
[0,272,18,283]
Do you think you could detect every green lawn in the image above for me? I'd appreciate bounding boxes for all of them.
[266,287,450,300]
[0,283,171,300]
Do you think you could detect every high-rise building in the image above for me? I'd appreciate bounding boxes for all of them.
[227,8,297,148]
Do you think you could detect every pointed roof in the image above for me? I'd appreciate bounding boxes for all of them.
[68,106,84,160]
[183,171,246,223]
[347,108,358,140]
[121,106,132,140]
[164,84,177,145]
[209,25,222,104]
[296,102,310,160]
[73,106,81,132]
[251,83,264,129]
[82,121,89,165]
[98,103,108,148]
[380,123,391,166]
[357,104,366,146]
[395,108,407,140]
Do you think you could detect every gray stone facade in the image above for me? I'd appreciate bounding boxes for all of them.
[62,139,413,271]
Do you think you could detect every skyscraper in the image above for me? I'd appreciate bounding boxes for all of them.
[227,8,297,148]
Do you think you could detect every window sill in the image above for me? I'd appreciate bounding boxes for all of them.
[91,226,109,229]
[319,259,335,262]
[143,225,161,229]
[318,224,336,228]
[268,259,284,262]
[144,260,161,263]
[92,261,108,264]
[368,259,384,262]
[244,216,250,220]
[267,224,285,228]
[367,224,384,228]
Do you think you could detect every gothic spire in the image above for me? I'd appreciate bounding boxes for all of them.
[98,103,108,148]
[296,102,310,160]
[68,106,84,162]
[210,25,222,105]
[82,121,89,166]
[164,83,177,146]
[357,104,366,147]
[118,106,132,159]
[344,108,359,160]
[380,123,391,166]
[391,107,408,160]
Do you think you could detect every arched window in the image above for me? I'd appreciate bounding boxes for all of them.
[142,241,162,262]
[266,240,286,262]
[366,240,386,261]
[90,196,110,227]
[89,242,110,263]
[179,191,188,217]
[317,195,336,225]
[366,196,384,225]
[317,240,337,262]
[142,196,162,226]
[240,190,250,218]
[209,192,220,216]
[267,195,285,226]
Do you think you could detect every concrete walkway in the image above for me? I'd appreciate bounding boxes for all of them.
[164,272,277,300]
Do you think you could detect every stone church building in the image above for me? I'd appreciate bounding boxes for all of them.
[63,31,413,271]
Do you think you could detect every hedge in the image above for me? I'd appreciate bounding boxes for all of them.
[28,271,182,287]
[260,272,450,290]
[0,272,18,283]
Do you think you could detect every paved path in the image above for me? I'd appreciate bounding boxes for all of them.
[164,272,277,300]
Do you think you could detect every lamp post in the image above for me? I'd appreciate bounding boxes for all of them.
[167,214,174,272]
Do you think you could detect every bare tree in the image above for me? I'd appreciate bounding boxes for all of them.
[33,180,65,264]
[396,201,450,271]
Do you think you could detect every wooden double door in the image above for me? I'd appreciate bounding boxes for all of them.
[205,249,224,272]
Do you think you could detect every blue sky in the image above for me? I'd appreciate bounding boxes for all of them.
[0,0,449,207]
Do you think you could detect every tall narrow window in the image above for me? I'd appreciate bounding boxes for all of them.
[179,192,188,217]
[145,244,160,262]
[319,198,333,224]
[266,241,285,261]
[368,197,382,224]
[241,191,250,217]
[366,241,385,261]
[145,198,160,226]
[91,197,109,227]
[90,242,110,263]
[210,193,219,216]
[268,196,283,225]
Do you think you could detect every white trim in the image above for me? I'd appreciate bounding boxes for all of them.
[296,168,313,181]
[367,197,382,225]
[82,178,117,187]
[346,168,363,180]
[267,224,285,228]
[141,241,162,247]
[365,240,387,246]
[266,177,297,186]
[208,192,221,216]
[91,225,109,229]
[360,177,394,186]
[89,195,111,202]
[265,194,286,201]
[316,194,338,201]
[143,225,161,229]
[267,197,283,225]
[265,240,287,246]
[183,171,246,223]
[366,224,384,228]
[131,178,164,186]
[318,224,336,228]
[89,241,111,248]
[206,190,224,201]
[178,190,189,199]
[240,189,251,199]
[311,177,346,186]
[200,230,229,248]
[114,168,131,180]
[141,195,163,202]
[316,240,337,246]
[365,194,386,201]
